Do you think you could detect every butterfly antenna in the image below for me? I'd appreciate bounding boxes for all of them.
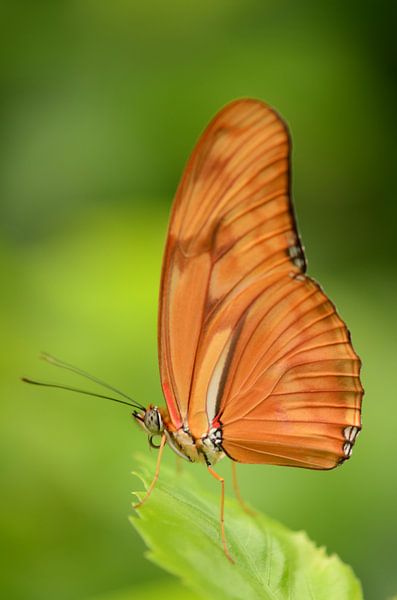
[38,352,145,410]
[21,377,142,409]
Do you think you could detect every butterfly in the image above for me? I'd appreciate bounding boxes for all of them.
[133,98,363,559]
[24,99,363,563]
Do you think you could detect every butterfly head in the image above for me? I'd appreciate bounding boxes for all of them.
[133,405,164,447]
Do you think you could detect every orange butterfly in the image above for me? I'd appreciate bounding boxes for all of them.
[24,99,363,562]
[133,99,363,560]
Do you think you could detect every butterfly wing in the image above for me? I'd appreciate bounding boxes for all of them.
[159,98,295,428]
[159,99,362,468]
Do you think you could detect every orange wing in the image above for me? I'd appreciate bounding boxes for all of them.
[158,99,363,468]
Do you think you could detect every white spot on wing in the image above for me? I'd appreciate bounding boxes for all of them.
[288,241,305,271]
[342,424,360,458]
[344,425,360,443]
[288,245,300,258]
[343,441,353,457]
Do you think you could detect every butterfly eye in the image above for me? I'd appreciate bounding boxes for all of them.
[143,408,163,434]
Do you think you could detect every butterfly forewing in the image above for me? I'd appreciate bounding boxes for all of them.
[159,99,362,468]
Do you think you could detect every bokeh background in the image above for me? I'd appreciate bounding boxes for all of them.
[1,2,396,599]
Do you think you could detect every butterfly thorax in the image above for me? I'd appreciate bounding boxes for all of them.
[133,405,225,466]
[165,426,225,466]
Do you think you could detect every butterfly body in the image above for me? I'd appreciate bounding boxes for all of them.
[168,426,225,465]
[135,405,225,465]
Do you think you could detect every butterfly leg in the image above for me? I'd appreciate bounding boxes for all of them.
[133,433,166,509]
[231,462,256,516]
[207,467,234,563]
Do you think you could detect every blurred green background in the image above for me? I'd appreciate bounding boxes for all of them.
[1,1,396,599]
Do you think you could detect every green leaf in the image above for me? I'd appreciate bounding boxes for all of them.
[130,454,363,600]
